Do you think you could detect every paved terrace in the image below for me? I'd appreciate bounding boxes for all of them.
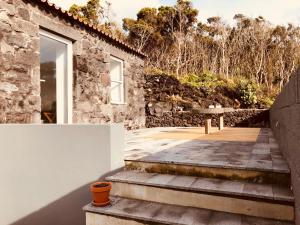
[84,127,293,225]
[125,127,289,173]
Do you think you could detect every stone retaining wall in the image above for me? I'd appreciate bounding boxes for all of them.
[146,109,269,128]
[270,69,300,225]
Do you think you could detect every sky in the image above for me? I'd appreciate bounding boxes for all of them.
[51,0,300,27]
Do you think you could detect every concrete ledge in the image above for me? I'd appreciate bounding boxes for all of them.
[110,182,294,221]
[125,160,290,185]
[107,171,294,203]
[83,197,294,225]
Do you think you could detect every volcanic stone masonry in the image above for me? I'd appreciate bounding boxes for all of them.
[0,0,145,129]
[144,74,269,128]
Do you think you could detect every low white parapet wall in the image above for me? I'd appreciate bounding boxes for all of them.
[0,124,124,225]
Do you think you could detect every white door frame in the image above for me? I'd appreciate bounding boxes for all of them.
[39,30,73,124]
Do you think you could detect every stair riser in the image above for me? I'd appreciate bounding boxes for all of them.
[125,161,290,185]
[111,182,294,221]
[86,212,158,225]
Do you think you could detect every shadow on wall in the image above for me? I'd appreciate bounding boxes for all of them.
[9,168,123,225]
[232,110,270,127]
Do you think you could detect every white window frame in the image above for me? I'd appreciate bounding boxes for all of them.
[110,56,125,104]
[39,30,73,124]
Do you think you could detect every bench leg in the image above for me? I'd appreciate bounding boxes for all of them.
[219,115,224,130]
[205,119,211,134]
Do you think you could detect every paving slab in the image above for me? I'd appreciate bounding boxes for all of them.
[125,127,290,173]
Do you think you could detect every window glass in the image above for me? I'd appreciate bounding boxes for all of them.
[110,60,122,82]
[110,57,124,103]
[40,35,67,123]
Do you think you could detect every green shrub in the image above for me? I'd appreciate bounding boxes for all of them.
[179,73,202,87]
[236,79,258,107]
[179,71,224,95]
[145,67,278,109]
[258,96,274,108]
[256,85,279,108]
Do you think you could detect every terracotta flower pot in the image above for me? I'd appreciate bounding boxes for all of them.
[90,182,112,207]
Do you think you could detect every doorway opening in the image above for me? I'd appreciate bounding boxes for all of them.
[39,30,73,124]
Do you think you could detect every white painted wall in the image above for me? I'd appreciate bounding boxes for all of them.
[0,124,124,225]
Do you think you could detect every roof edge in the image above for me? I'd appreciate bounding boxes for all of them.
[30,0,147,58]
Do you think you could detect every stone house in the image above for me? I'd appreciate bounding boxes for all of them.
[0,0,146,129]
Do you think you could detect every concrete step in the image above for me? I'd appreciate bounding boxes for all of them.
[106,171,294,221]
[84,196,294,225]
[125,158,290,185]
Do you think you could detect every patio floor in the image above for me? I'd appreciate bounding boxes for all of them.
[125,127,289,173]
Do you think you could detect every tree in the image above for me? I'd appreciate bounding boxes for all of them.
[69,0,102,25]
[123,0,198,77]
[69,0,125,40]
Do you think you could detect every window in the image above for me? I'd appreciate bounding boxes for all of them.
[110,56,124,104]
[40,30,73,124]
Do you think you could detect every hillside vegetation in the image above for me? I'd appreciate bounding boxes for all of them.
[145,70,273,111]
[69,0,300,108]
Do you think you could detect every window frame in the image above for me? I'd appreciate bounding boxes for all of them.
[39,29,73,124]
[110,56,125,105]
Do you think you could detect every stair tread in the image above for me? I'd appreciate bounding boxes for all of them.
[125,158,290,174]
[83,196,294,225]
[107,170,294,202]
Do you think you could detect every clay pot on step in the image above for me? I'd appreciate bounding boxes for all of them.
[90,182,112,207]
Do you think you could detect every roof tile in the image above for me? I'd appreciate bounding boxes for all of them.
[32,0,146,58]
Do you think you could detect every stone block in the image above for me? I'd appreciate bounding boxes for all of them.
[13,19,38,36]
[28,37,39,50]
[6,33,27,48]
[31,111,41,123]
[74,56,88,73]
[0,82,18,94]
[0,52,13,71]
[0,11,10,23]
[73,40,82,56]
[0,20,12,32]
[103,52,110,63]
[15,48,39,66]
[76,102,94,113]
[17,7,30,21]
[81,39,90,50]
[5,112,31,123]
[31,12,82,41]
[0,41,14,53]
[0,1,16,16]
[101,73,110,87]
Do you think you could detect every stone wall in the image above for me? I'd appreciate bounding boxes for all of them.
[0,0,145,129]
[144,73,269,128]
[147,109,269,128]
[270,69,300,225]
